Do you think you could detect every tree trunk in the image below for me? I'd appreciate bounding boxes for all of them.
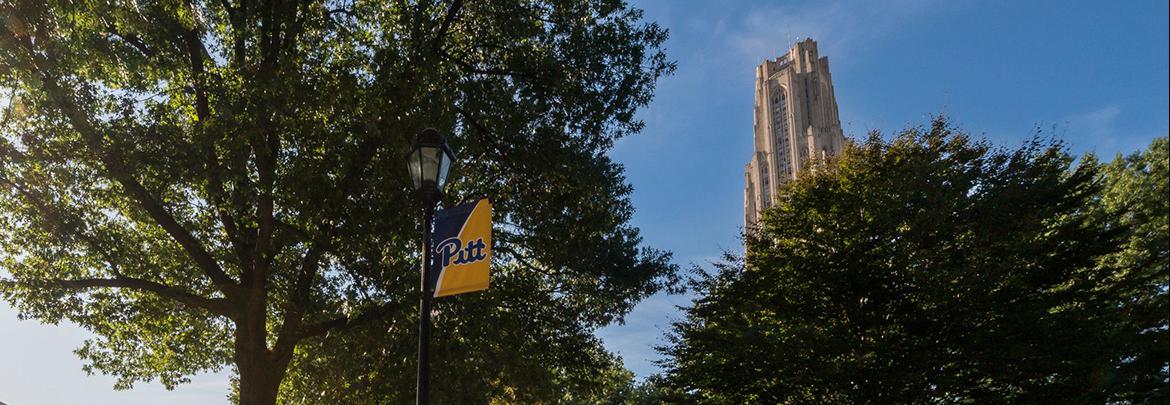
[234,294,290,405]
[236,353,281,404]
[236,349,284,405]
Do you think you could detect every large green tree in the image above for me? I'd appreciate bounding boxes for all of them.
[1092,137,1169,402]
[277,261,663,404]
[661,119,1151,403]
[0,0,676,403]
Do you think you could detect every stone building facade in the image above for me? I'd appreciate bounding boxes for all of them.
[744,38,846,227]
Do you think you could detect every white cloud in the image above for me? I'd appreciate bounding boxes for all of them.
[724,0,939,68]
[1059,104,1139,156]
[1066,104,1121,138]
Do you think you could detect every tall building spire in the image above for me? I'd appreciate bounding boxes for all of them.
[744,39,846,228]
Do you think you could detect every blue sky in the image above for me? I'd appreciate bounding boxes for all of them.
[599,0,1169,382]
[2,0,1167,403]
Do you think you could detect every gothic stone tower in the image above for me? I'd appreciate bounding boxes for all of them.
[744,38,846,227]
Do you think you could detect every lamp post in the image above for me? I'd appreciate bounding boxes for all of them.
[406,128,456,405]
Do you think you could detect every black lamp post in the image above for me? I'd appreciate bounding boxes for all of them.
[406,128,456,405]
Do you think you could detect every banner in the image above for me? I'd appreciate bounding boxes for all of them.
[430,198,492,297]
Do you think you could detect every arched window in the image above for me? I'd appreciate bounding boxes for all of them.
[771,87,790,178]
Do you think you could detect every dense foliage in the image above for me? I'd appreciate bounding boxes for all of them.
[661,119,1168,403]
[278,262,654,404]
[0,0,676,403]
[1092,137,1169,402]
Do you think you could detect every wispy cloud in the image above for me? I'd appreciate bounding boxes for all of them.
[724,0,939,67]
[1065,104,1122,139]
[1058,103,1143,156]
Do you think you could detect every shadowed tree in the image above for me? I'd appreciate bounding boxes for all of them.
[661,118,1150,403]
[1092,137,1169,402]
[0,0,676,403]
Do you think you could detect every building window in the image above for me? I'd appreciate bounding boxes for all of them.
[771,88,789,140]
[771,87,790,182]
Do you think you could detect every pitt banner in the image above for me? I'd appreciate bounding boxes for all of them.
[430,198,492,297]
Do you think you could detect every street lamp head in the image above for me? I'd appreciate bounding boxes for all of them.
[407,128,457,202]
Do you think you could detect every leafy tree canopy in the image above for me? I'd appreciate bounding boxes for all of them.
[0,0,677,403]
[661,118,1165,403]
[1091,136,1168,402]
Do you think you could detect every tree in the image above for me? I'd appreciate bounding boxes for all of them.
[661,118,1135,403]
[627,374,685,404]
[1093,137,1169,402]
[0,0,677,403]
[277,262,662,404]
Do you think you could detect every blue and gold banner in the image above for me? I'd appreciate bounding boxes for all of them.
[430,198,492,297]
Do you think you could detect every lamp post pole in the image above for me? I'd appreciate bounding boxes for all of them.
[407,128,455,405]
[417,202,434,405]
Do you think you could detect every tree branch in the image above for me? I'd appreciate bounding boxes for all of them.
[243,149,276,289]
[271,234,327,355]
[274,218,309,241]
[270,299,402,360]
[325,8,354,18]
[297,300,403,340]
[181,20,211,121]
[280,0,307,52]
[44,277,231,315]
[0,174,121,276]
[243,0,286,287]
[0,144,231,317]
[273,130,385,352]
[115,166,241,289]
[216,0,247,65]
[496,245,559,277]
[178,7,253,273]
[103,23,155,58]
[438,48,534,78]
[0,25,240,296]
[432,0,465,54]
